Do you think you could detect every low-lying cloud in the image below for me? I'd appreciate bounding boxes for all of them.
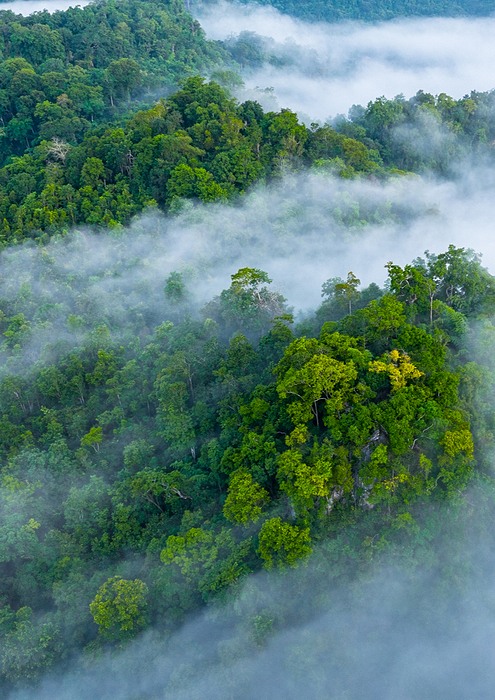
[2,165,495,378]
[9,476,495,699]
[197,1,495,120]
[6,0,495,126]
[3,2,495,698]
[0,0,89,13]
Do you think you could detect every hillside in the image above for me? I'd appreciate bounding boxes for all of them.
[1,0,495,696]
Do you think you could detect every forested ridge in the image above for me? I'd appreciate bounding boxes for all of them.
[3,69,495,244]
[2,239,495,692]
[2,0,495,696]
[2,0,495,245]
[196,0,495,22]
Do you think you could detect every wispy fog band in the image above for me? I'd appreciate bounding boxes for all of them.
[197,2,495,120]
[2,166,495,377]
[0,0,89,14]
[10,479,495,700]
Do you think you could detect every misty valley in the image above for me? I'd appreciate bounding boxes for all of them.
[1,0,495,698]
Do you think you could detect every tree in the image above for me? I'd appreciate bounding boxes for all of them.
[80,425,103,452]
[155,378,195,458]
[160,527,248,596]
[164,271,189,322]
[129,469,191,513]
[275,336,358,428]
[63,475,110,549]
[164,271,187,305]
[369,349,424,392]
[277,441,352,518]
[386,246,495,325]
[425,245,495,314]
[105,59,142,104]
[265,108,308,164]
[208,268,287,338]
[386,260,437,323]
[160,527,217,582]
[257,517,312,569]
[80,157,106,189]
[45,137,70,164]
[89,576,149,640]
[166,164,228,204]
[1,608,61,684]
[223,469,269,525]
[334,271,361,315]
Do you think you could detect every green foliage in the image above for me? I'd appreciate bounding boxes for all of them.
[0,3,448,249]
[160,527,249,596]
[0,243,489,690]
[257,517,312,568]
[0,0,494,687]
[278,441,352,518]
[80,425,103,451]
[369,349,424,391]
[276,337,359,427]
[0,69,315,241]
[160,527,218,580]
[3,31,495,247]
[89,576,149,640]
[1,608,61,683]
[223,469,269,524]
[206,268,288,338]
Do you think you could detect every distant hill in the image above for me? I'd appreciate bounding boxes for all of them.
[196,0,495,21]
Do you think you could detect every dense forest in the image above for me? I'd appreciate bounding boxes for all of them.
[2,0,495,245]
[2,0,495,697]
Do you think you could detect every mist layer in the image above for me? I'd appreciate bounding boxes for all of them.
[198,2,495,119]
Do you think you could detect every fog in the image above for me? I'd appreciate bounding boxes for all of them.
[6,0,495,121]
[197,1,495,120]
[5,0,495,124]
[2,164,495,380]
[3,1,495,697]
[0,0,89,13]
[9,474,495,700]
